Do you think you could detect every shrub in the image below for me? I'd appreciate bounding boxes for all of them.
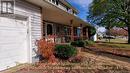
[71,40,85,47]
[70,41,77,47]
[88,26,96,38]
[77,40,85,47]
[54,45,77,60]
[85,40,95,46]
[37,39,56,63]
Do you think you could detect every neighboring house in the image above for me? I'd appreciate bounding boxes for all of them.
[0,0,90,71]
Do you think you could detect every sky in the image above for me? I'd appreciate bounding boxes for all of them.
[67,0,93,21]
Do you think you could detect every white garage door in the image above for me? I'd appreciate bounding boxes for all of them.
[0,17,29,70]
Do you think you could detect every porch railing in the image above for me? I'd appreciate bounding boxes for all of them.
[43,34,88,43]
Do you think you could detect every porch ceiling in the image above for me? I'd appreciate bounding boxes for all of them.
[43,7,88,27]
[26,0,90,27]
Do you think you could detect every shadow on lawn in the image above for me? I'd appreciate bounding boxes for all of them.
[84,48,130,64]
[96,41,128,44]
[98,52,130,63]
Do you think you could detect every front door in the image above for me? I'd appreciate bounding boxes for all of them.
[47,24,53,35]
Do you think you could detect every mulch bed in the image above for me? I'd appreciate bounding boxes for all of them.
[11,52,130,73]
[14,63,130,73]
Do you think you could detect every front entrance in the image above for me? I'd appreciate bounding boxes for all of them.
[45,23,54,42]
[44,22,72,43]
[47,24,53,35]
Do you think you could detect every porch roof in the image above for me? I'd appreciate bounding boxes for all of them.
[26,0,91,27]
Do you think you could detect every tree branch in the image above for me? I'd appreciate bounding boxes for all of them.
[118,18,129,25]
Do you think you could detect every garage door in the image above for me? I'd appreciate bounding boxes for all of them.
[0,17,29,70]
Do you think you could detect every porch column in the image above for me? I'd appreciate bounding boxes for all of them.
[80,24,83,40]
[70,20,74,41]
[86,27,89,39]
[53,24,56,43]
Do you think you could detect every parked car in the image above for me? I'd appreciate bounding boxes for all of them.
[103,36,116,39]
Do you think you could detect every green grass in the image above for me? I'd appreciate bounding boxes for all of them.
[96,38,130,50]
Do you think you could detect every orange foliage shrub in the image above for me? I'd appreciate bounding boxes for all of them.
[37,37,57,63]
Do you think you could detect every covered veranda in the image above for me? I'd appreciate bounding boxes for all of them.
[41,0,90,43]
[27,0,91,43]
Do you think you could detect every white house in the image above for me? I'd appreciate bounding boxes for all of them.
[0,0,90,71]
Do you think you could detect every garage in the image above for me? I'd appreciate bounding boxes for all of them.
[0,17,29,70]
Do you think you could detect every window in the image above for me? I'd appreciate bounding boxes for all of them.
[52,0,56,4]
[55,0,59,5]
[51,0,59,5]
[47,24,53,35]
[66,7,69,11]
[1,0,14,14]
[68,9,73,14]
[56,26,60,33]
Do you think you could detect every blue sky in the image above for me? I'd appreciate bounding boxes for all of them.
[67,0,93,21]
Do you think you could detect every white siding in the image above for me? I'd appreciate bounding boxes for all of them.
[0,0,42,70]
[15,0,42,62]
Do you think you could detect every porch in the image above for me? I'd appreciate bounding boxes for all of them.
[26,0,90,43]
[40,0,90,43]
[42,20,89,43]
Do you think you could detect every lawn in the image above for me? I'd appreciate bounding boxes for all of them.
[95,43,130,50]
[97,38,128,44]
[94,38,130,50]
[86,38,130,58]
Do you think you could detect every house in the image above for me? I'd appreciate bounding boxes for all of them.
[0,0,90,71]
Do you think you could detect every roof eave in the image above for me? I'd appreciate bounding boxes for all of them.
[59,0,79,14]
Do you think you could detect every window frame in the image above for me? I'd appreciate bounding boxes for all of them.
[1,0,14,14]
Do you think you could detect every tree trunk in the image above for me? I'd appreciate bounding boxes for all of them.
[106,28,111,43]
[108,30,111,43]
[127,8,130,43]
[128,25,130,44]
